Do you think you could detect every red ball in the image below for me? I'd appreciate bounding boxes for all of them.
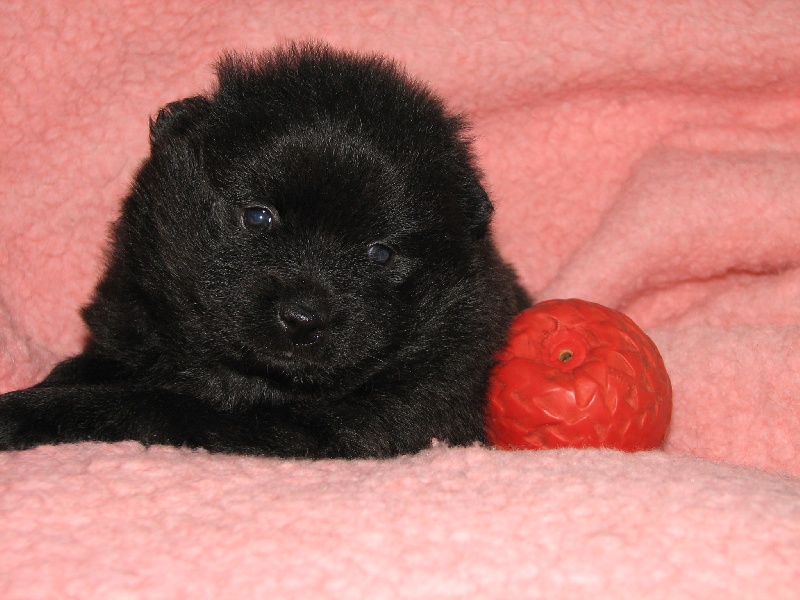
[486,299,672,451]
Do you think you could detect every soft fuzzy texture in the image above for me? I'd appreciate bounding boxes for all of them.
[1,1,799,598]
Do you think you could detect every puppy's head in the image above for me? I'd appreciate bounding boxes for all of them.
[89,43,498,400]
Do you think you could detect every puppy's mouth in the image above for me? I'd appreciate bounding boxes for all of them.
[220,346,332,390]
[240,322,333,367]
[224,327,392,395]
[279,347,309,359]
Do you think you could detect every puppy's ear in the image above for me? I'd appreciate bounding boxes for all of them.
[462,180,494,240]
[149,96,212,146]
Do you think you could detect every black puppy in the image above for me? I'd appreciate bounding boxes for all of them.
[0,43,529,458]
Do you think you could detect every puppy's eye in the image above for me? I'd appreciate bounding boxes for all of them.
[367,243,395,266]
[241,206,277,231]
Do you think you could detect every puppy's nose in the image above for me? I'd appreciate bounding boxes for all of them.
[279,302,329,345]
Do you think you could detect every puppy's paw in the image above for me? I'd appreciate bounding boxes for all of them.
[0,397,28,450]
[0,390,68,451]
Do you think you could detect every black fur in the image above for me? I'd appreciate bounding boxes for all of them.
[0,43,530,458]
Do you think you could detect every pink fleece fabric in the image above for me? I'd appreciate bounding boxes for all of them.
[1,1,799,597]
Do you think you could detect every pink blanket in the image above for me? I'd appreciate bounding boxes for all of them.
[2,1,799,597]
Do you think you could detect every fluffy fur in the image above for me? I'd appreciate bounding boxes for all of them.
[0,43,529,458]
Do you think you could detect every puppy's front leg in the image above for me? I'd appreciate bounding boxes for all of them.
[0,383,342,457]
[0,384,202,451]
[0,356,341,456]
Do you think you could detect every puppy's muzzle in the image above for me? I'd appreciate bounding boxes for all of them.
[279,301,329,346]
